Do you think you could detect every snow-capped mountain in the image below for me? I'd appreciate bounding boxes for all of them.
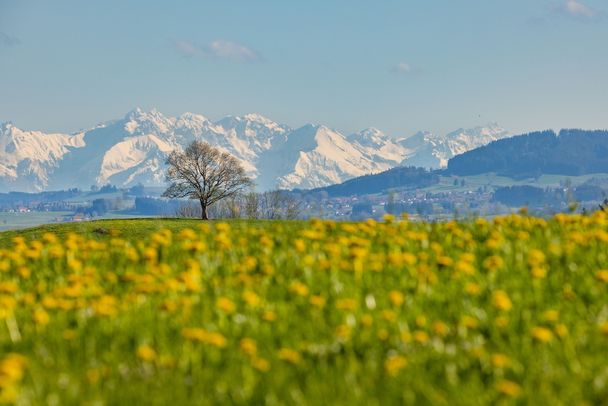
[347,128,414,166]
[258,125,402,190]
[0,122,84,191]
[0,109,509,192]
[398,124,510,168]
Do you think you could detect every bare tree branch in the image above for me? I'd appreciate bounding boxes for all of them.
[162,141,252,220]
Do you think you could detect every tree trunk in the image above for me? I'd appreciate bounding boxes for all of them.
[200,200,209,220]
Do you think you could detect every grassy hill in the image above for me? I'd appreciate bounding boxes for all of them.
[0,218,205,246]
[1,216,608,404]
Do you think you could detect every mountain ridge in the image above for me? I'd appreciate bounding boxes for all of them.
[0,109,509,192]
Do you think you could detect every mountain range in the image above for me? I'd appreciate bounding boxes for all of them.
[0,108,509,192]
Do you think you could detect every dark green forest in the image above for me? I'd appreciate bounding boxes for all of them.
[446,129,608,177]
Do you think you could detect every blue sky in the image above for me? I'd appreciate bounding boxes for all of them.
[1,0,607,137]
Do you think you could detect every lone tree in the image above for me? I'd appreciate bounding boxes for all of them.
[162,141,252,220]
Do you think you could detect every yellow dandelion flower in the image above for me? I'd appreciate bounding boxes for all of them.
[181,327,208,342]
[33,308,50,326]
[240,338,257,356]
[555,324,568,338]
[531,326,553,343]
[242,290,261,308]
[384,354,407,376]
[400,330,412,343]
[492,290,512,311]
[382,310,397,322]
[216,297,236,314]
[262,310,277,322]
[491,353,511,368]
[415,315,427,327]
[335,324,352,339]
[456,261,475,275]
[413,330,429,344]
[433,321,448,337]
[437,256,453,267]
[293,239,306,253]
[360,314,373,327]
[206,332,228,348]
[461,315,479,329]
[388,290,405,306]
[309,295,326,308]
[278,348,301,364]
[496,379,522,398]
[465,282,481,296]
[289,281,309,297]
[336,298,357,311]
[137,345,157,362]
[483,255,504,271]
[595,270,608,283]
[252,357,270,372]
[599,321,608,336]
[531,267,547,279]
[0,281,18,294]
[528,249,546,267]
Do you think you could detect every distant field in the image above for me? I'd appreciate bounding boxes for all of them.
[422,172,608,193]
[0,218,216,246]
[0,212,153,232]
[0,212,76,232]
[1,215,608,404]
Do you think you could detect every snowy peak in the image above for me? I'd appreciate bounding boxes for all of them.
[217,113,289,139]
[349,128,413,166]
[445,123,508,142]
[0,122,85,191]
[443,123,509,156]
[259,124,397,190]
[123,107,175,135]
[399,124,509,168]
[280,124,335,152]
[176,112,209,129]
[98,134,175,186]
[348,127,389,148]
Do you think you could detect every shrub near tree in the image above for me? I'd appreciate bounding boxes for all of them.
[162,141,252,220]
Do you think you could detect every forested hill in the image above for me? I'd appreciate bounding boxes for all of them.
[445,129,608,178]
[305,166,439,197]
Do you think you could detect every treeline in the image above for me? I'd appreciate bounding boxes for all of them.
[135,190,303,220]
[491,184,606,207]
[0,189,81,211]
[446,129,608,178]
[134,198,180,216]
[385,201,452,217]
[74,198,128,217]
[0,189,80,204]
[492,186,563,207]
[307,166,440,198]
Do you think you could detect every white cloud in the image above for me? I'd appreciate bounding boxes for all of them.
[174,39,260,62]
[174,40,205,57]
[208,40,258,62]
[392,62,412,74]
[562,0,597,18]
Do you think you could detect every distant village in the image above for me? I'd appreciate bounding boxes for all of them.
[2,176,608,229]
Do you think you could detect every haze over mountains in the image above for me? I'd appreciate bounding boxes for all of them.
[0,108,509,192]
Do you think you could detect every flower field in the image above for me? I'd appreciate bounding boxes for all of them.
[1,214,608,404]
